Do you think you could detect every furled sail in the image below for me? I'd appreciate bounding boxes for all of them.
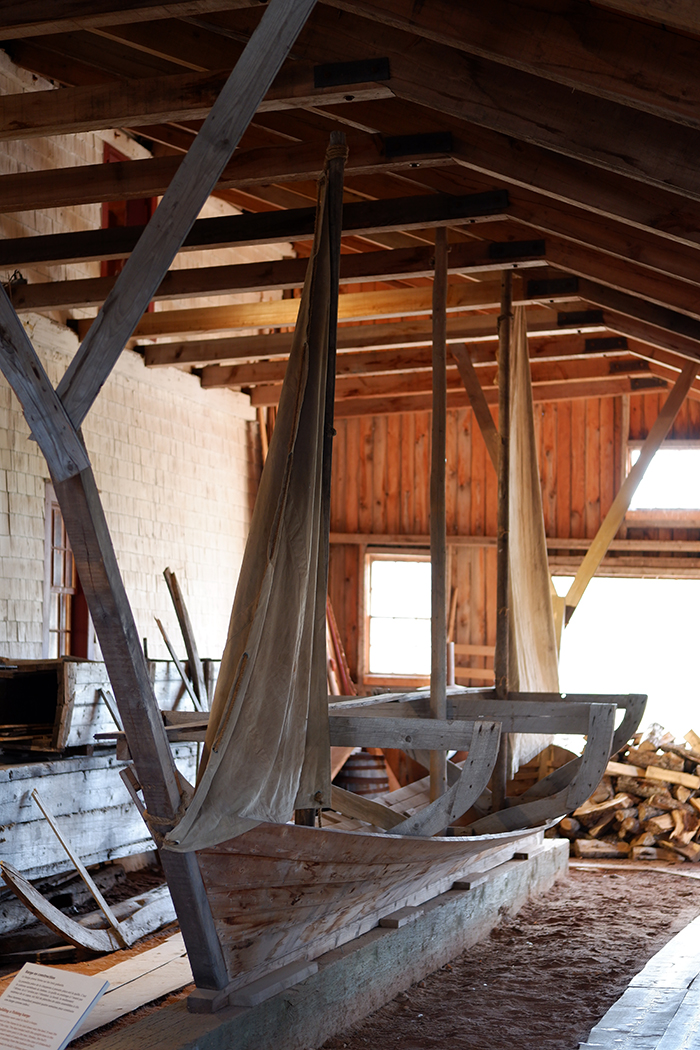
[507,305,560,776]
[164,158,336,852]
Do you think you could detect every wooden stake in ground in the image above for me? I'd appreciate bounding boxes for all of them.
[430,227,449,803]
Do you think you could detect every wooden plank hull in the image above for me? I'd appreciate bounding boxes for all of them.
[197,820,542,991]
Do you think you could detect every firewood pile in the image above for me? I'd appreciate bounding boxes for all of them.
[557,726,700,862]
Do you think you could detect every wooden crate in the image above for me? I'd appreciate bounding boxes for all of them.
[0,658,219,752]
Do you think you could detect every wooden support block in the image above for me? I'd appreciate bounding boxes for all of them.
[379,906,425,929]
[188,960,319,1013]
[512,844,547,860]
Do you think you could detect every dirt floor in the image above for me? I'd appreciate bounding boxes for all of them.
[321,862,700,1050]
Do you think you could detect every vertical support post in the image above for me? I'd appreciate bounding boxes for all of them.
[492,269,513,811]
[295,131,347,825]
[430,227,448,802]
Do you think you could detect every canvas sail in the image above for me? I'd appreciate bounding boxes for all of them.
[507,305,560,776]
[164,163,334,853]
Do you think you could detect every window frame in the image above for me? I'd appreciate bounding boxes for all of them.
[625,440,700,527]
[362,549,432,688]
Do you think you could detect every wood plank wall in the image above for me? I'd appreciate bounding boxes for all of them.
[329,393,700,682]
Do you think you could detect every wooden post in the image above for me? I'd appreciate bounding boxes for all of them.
[430,227,448,802]
[295,131,347,824]
[492,270,513,811]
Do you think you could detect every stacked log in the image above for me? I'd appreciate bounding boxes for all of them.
[558,728,700,862]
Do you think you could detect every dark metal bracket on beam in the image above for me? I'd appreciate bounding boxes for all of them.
[314,57,390,88]
[585,335,628,353]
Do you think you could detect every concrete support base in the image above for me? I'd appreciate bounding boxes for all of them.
[87,838,569,1050]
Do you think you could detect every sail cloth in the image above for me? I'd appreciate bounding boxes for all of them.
[164,164,334,853]
[507,306,560,777]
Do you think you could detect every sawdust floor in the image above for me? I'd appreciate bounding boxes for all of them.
[321,863,700,1050]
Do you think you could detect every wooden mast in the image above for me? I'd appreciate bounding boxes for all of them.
[430,227,448,802]
[295,130,347,827]
[492,269,513,811]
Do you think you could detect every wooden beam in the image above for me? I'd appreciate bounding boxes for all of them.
[0,1,260,39]
[57,0,319,430]
[79,274,584,343]
[332,375,654,417]
[11,238,545,314]
[594,0,700,34]
[451,346,499,471]
[579,281,700,362]
[543,240,700,325]
[565,360,698,617]
[321,0,700,130]
[145,308,588,368]
[0,190,509,269]
[200,331,617,388]
[296,7,700,202]
[0,135,453,214]
[250,357,658,407]
[430,227,448,802]
[0,65,394,141]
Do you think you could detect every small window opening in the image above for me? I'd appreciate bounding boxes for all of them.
[367,555,431,676]
[629,445,700,509]
[43,485,94,659]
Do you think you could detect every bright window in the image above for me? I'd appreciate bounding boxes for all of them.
[553,575,700,738]
[629,446,700,509]
[367,556,431,675]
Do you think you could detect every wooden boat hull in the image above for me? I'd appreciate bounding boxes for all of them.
[196,820,543,991]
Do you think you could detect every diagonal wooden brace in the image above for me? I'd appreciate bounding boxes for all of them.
[57,0,319,430]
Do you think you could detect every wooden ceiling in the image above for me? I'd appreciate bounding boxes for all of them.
[4,0,700,415]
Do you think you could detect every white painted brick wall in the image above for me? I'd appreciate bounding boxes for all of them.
[0,314,258,661]
[0,49,300,663]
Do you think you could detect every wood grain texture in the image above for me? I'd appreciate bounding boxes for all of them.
[57,0,319,429]
[196,820,542,987]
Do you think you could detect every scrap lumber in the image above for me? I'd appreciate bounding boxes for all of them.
[163,568,208,709]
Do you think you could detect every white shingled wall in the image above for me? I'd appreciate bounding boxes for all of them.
[0,314,257,660]
[0,49,287,661]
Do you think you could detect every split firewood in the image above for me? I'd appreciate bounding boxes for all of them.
[616,815,640,839]
[631,846,682,862]
[573,793,636,827]
[670,810,700,845]
[615,776,658,799]
[684,730,700,751]
[626,747,662,768]
[573,839,631,859]
[689,797,700,816]
[589,776,614,804]
[658,838,700,862]
[558,816,581,840]
[637,801,666,823]
[650,751,687,772]
[629,831,657,848]
[641,813,674,836]
[674,786,693,803]
[645,792,691,813]
[588,815,617,838]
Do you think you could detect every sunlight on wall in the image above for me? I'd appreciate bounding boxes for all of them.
[553,576,700,739]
